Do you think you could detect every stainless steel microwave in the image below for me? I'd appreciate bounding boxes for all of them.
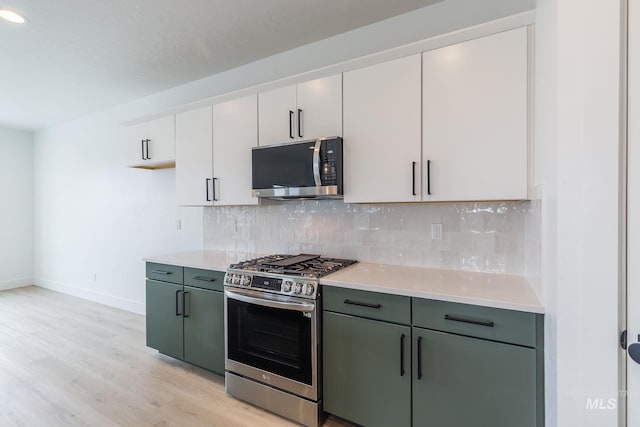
[251,136,343,200]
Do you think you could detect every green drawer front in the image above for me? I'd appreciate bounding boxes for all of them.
[412,298,538,348]
[322,286,410,325]
[184,268,224,292]
[146,263,183,284]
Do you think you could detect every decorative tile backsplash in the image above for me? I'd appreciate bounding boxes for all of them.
[203,200,538,275]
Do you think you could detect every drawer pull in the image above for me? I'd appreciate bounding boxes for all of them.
[344,299,382,309]
[444,314,495,328]
[192,276,216,282]
[151,270,172,275]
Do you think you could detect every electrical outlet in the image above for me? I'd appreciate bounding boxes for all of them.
[431,223,443,240]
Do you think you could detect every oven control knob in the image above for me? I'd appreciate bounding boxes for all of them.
[225,275,232,284]
[232,274,240,285]
[240,276,250,286]
[283,281,293,293]
[294,282,303,294]
[304,284,315,296]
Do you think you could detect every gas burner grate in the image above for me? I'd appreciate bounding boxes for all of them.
[230,254,357,278]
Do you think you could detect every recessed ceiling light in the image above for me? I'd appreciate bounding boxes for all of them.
[0,9,26,24]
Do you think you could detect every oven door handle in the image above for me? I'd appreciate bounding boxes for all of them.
[224,289,315,313]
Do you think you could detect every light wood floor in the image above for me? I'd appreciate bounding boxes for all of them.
[0,286,354,427]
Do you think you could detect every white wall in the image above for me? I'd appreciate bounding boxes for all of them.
[0,128,33,290]
[535,0,624,426]
[33,113,203,314]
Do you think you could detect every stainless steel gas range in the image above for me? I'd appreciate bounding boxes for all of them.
[223,254,357,427]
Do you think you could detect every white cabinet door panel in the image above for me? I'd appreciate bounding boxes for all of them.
[343,54,422,203]
[213,94,259,206]
[176,106,213,206]
[258,85,297,147]
[422,27,528,201]
[297,74,342,139]
[124,122,148,167]
[146,115,176,166]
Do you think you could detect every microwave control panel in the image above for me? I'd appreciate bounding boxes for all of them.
[320,138,342,187]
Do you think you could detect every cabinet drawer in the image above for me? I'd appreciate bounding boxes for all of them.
[184,268,224,292]
[412,298,539,348]
[322,286,410,325]
[146,263,183,284]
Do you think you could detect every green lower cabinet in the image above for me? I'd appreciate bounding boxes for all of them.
[146,279,184,360]
[323,311,411,427]
[412,327,537,427]
[183,286,224,375]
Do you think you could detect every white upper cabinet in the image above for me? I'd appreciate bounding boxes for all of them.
[176,106,213,206]
[422,27,529,201]
[175,95,259,207]
[343,54,422,203]
[258,85,297,147]
[258,74,342,146]
[125,115,175,169]
[296,74,342,141]
[212,94,259,206]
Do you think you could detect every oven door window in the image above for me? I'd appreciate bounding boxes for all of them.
[227,298,312,385]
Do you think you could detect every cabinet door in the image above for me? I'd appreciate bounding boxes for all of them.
[412,328,537,427]
[343,54,422,203]
[176,106,213,206]
[146,115,176,165]
[422,27,528,201]
[258,84,297,146]
[213,94,259,206]
[124,122,148,167]
[183,287,225,375]
[146,280,183,360]
[323,311,411,427]
[296,74,342,139]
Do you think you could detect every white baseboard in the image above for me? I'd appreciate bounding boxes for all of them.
[0,278,33,291]
[34,278,145,315]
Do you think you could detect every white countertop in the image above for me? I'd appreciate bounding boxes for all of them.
[145,250,259,272]
[145,250,544,314]
[321,262,543,314]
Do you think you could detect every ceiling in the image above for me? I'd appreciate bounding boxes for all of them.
[0,0,442,131]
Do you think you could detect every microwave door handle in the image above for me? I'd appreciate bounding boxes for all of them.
[312,139,322,187]
[224,289,315,312]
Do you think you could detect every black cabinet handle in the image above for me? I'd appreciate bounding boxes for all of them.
[297,108,303,138]
[175,290,183,316]
[417,336,423,380]
[192,276,216,282]
[183,291,190,318]
[412,161,417,196]
[400,334,406,377]
[145,139,151,160]
[205,178,211,202]
[444,314,495,328]
[289,110,294,139]
[344,299,382,309]
[426,159,431,195]
[213,177,218,201]
[151,270,172,275]
[141,139,146,160]
[204,178,211,202]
